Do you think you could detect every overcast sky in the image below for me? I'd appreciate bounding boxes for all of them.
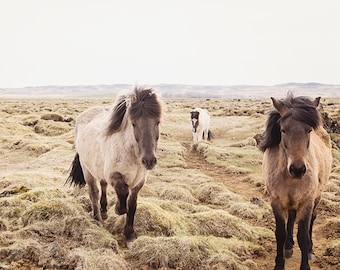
[1,0,340,88]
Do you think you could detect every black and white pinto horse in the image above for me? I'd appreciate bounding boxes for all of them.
[191,107,211,143]
[67,86,162,244]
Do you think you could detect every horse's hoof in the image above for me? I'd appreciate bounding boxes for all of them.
[125,239,135,249]
[125,235,137,249]
[308,252,316,260]
[284,248,293,258]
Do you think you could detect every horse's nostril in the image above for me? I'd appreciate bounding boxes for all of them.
[289,164,306,178]
[142,157,157,169]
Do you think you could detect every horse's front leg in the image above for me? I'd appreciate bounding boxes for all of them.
[100,180,108,220]
[297,205,313,270]
[124,181,144,244]
[272,201,287,270]
[284,209,296,258]
[112,172,128,215]
[198,129,204,141]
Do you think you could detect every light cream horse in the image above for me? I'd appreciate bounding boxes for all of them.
[190,107,212,143]
[259,93,332,270]
[67,86,162,244]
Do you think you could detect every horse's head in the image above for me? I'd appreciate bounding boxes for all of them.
[129,87,162,170]
[271,95,321,178]
[107,87,162,170]
[191,110,199,133]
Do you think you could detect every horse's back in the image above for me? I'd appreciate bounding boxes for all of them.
[75,106,110,135]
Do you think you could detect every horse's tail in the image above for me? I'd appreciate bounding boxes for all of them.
[66,153,86,188]
[207,130,212,141]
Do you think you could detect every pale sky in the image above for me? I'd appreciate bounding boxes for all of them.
[1,0,340,88]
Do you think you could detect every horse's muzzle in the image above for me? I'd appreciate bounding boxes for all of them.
[142,157,157,170]
[289,164,306,178]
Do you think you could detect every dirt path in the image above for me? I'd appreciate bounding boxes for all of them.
[183,142,331,270]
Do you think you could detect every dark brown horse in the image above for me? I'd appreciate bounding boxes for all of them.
[67,86,162,245]
[259,93,332,270]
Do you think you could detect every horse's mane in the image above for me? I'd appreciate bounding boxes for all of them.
[107,86,161,135]
[259,93,321,152]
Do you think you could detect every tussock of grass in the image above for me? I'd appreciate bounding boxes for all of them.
[0,185,30,197]
[206,236,263,270]
[21,115,39,127]
[195,182,244,205]
[127,235,265,270]
[34,121,71,136]
[0,197,27,220]
[63,216,93,241]
[188,210,255,241]
[22,199,79,226]
[127,236,210,269]
[0,240,80,269]
[158,140,187,168]
[134,200,189,237]
[71,248,130,270]
[158,183,197,203]
[18,188,65,202]
[227,202,264,220]
[41,113,65,122]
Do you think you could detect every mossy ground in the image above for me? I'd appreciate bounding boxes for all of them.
[0,97,339,269]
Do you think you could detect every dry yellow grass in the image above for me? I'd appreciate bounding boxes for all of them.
[0,97,339,269]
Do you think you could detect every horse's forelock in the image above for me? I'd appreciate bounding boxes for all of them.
[129,87,161,120]
[279,96,321,129]
[259,94,321,152]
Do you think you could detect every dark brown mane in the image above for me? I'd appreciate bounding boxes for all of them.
[259,93,321,152]
[107,86,161,135]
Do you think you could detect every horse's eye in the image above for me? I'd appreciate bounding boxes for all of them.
[132,122,136,127]
[308,128,312,133]
[156,120,160,126]
[281,129,286,134]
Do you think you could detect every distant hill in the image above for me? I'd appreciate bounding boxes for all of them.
[0,83,339,98]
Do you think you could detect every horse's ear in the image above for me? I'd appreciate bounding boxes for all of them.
[313,97,321,107]
[271,97,286,114]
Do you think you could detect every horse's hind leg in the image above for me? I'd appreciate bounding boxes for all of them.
[100,180,108,220]
[84,169,102,225]
[284,209,296,258]
[112,172,129,215]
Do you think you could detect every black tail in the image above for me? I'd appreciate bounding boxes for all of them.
[66,153,86,188]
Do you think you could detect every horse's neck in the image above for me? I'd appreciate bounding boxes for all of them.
[105,123,138,153]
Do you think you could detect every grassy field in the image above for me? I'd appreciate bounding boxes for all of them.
[0,97,339,269]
